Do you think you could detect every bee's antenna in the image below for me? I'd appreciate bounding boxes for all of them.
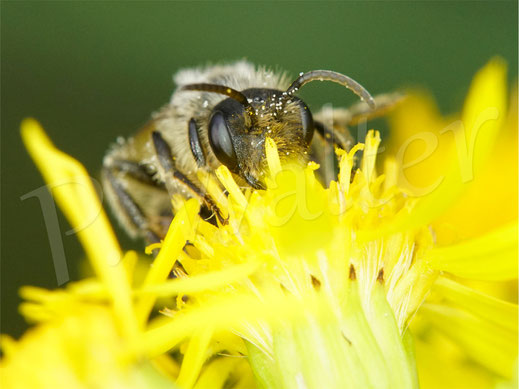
[285,70,375,108]
[181,83,257,121]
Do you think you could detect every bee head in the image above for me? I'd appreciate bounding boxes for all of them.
[206,88,314,189]
[181,70,375,189]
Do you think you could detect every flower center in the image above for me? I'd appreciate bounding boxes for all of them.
[157,131,436,388]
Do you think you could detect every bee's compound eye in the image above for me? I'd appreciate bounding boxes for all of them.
[209,112,238,170]
[299,103,314,144]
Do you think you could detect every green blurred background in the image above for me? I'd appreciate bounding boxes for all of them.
[1,1,517,338]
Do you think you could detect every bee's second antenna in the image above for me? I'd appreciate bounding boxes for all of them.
[285,70,375,109]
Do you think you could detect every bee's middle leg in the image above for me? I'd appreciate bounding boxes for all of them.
[313,92,404,149]
[102,159,168,243]
[311,93,404,183]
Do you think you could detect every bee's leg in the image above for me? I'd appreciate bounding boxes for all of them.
[311,120,351,185]
[313,120,355,151]
[311,93,403,183]
[151,131,227,225]
[341,92,404,127]
[313,92,404,142]
[102,163,164,244]
[188,118,206,167]
[105,158,162,187]
[104,160,197,285]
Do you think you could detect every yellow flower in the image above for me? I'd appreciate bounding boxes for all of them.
[0,306,174,389]
[1,59,517,389]
[387,59,518,388]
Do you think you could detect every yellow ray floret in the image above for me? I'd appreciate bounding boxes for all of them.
[20,119,138,338]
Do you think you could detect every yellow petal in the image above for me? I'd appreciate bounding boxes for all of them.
[176,327,213,389]
[193,357,238,389]
[20,119,137,338]
[434,88,518,244]
[135,262,259,297]
[421,303,517,379]
[387,91,454,194]
[426,222,518,280]
[434,277,518,332]
[387,59,508,234]
[150,354,180,381]
[0,335,17,357]
[266,137,282,178]
[136,198,200,326]
[1,307,136,388]
[413,330,495,389]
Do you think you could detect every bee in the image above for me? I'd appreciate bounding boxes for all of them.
[102,61,398,243]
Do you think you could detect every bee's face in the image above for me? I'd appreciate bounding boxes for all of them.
[208,88,314,188]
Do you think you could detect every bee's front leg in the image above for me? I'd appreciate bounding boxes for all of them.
[151,131,227,225]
